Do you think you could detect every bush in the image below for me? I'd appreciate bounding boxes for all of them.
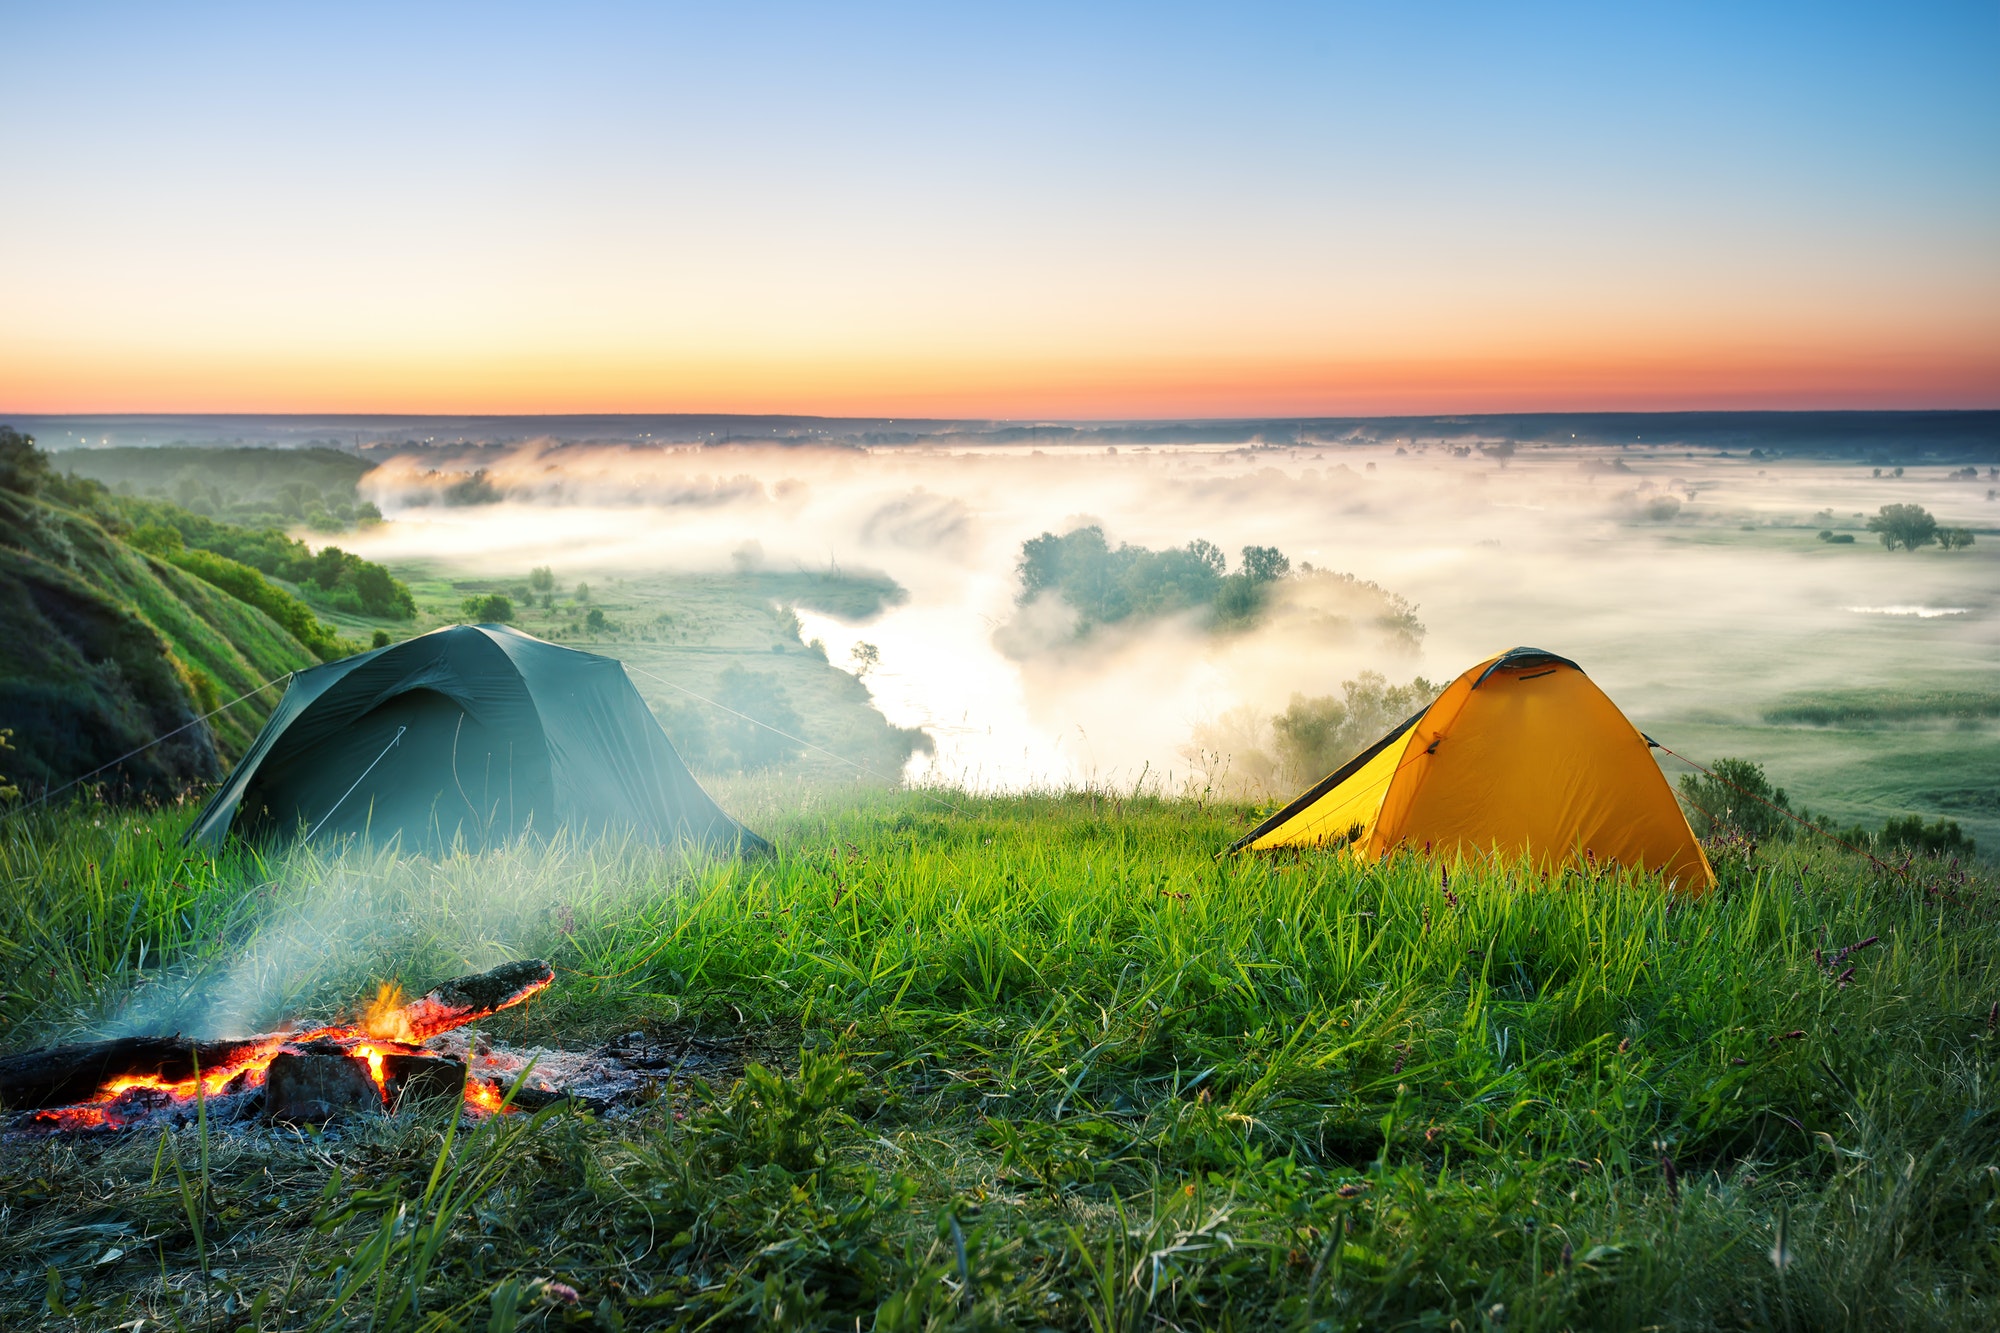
[1866,503,1939,551]
[1678,757,1794,841]
[1939,527,1975,550]
[462,594,514,623]
[1879,814,1974,857]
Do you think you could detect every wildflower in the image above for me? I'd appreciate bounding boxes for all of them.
[543,1281,581,1305]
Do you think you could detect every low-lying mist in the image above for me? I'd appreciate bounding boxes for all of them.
[343,436,2000,800]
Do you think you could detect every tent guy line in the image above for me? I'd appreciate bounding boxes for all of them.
[1,671,295,823]
[304,724,406,842]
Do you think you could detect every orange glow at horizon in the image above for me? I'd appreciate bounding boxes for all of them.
[5,341,1996,418]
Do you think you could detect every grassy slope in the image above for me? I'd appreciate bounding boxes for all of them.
[1,793,1995,1329]
[0,491,317,792]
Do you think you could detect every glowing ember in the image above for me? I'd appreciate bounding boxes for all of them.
[463,1078,512,1115]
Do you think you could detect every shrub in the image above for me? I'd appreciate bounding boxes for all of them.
[462,593,514,623]
[1678,757,1794,841]
[1939,527,1975,550]
[1880,814,1974,857]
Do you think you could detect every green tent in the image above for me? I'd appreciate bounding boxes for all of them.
[187,624,767,854]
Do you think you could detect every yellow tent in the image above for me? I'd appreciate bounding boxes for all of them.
[1229,647,1714,891]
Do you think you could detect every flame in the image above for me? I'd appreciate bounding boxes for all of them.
[363,983,417,1044]
[352,1044,393,1103]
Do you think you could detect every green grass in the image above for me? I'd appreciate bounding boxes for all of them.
[3,791,1998,1329]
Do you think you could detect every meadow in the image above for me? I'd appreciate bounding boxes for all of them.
[2,787,1996,1331]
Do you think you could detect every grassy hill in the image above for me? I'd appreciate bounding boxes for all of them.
[0,794,1994,1328]
[0,485,319,798]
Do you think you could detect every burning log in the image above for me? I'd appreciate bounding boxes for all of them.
[365,958,555,1044]
[0,1035,278,1112]
[265,1048,386,1122]
[1,959,553,1123]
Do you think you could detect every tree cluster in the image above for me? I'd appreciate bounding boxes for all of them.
[1015,527,1298,633]
[120,499,416,618]
[1270,672,1440,787]
[1866,503,1974,552]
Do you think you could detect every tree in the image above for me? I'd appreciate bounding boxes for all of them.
[529,566,555,592]
[0,426,51,495]
[850,641,880,678]
[1866,504,1939,551]
[1939,527,1975,550]
[1240,545,1291,584]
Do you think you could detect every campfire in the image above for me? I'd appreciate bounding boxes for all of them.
[1,960,556,1131]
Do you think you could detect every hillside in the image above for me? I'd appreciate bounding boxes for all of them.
[0,484,318,798]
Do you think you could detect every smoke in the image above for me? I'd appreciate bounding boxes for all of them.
[339,436,1999,796]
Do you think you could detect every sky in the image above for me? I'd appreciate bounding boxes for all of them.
[2,2,1996,417]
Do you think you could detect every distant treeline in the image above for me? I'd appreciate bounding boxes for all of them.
[53,445,380,533]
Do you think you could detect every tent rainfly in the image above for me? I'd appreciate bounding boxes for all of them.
[1229,647,1714,890]
[186,624,767,855]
